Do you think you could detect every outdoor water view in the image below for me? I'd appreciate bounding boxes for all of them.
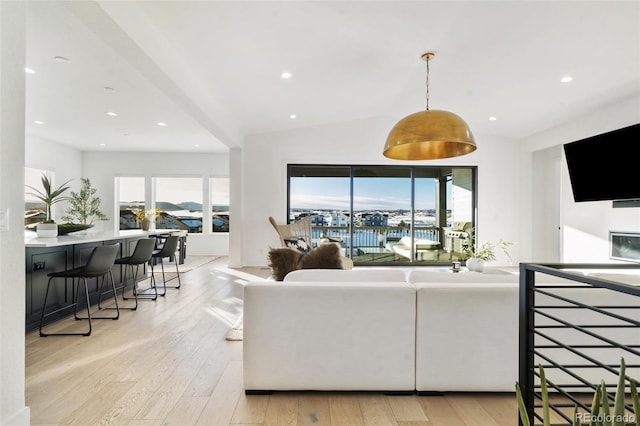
[287,165,476,264]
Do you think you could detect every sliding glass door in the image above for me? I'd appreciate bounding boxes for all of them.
[287,164,476,266]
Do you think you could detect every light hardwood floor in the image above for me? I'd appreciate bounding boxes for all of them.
[26,256,518,425]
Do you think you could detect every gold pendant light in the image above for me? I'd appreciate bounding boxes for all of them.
[383,52,476,160]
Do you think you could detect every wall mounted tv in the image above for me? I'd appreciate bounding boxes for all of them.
[563,123,640,202]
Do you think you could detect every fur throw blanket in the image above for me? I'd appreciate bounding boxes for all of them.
[268,243,343,281]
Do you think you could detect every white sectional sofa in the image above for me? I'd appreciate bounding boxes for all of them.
[243,267,637,394]
[243,269,415,392]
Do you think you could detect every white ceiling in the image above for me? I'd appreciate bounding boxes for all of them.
[24,1,640,153]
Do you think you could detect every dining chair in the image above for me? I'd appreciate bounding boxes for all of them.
[39,244,120,336]
[151,235,181,295]
[100,237,156,311]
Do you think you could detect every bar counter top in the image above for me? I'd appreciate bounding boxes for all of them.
[25,229,186,248]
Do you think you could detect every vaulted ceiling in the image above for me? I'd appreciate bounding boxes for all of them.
[24,1,640,153]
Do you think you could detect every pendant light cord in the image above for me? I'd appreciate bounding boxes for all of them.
[425,57,430,111]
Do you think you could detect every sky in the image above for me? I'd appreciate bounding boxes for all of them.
[117,177,229,207]
[290,177,440,210]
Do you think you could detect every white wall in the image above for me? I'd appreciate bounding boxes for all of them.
[524,95,640,263]
[82,151,230,255]
[240,116,523,267]
[0,2,29,424]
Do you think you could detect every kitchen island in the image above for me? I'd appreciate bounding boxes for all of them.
[25,229,187,331]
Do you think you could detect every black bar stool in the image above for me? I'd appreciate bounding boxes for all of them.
[100,237,156,311]
[151,235,181,296]
[39,244,120,337]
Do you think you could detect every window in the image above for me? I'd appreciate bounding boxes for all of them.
[114,176,230,234]
[117,177,145,230]
[210,177,230,232]
[288,164,477,266]
[154,177,204,234]
[25,167,52,227]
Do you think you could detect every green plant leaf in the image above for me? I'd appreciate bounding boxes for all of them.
[515,382,531,426]
[573,405,581,426]
[62,178,107,225]
[613,358,626,426]
[591,382,602,426]
[602,379,612,426]
[540,364,551,426]
[630,379,640,426]
[25,173,71,221]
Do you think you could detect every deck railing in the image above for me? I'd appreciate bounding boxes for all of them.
[311,225,439,251]
[519,263,640,425]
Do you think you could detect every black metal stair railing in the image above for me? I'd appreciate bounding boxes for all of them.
[520,263,640,426]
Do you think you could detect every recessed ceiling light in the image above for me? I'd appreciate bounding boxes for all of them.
[561,76,573,83]
[54,56,70,63]
[106,111,118,116]
[99,143,106,147]
[33,120,44,125]
[193,144,200,148]
[157,122,167,127]
[24,67,36,74]
[289,114,297,119]
[281,72,292,79]
[489,116,497,121]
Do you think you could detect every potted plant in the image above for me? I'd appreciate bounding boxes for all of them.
[60,178,107,234]
[464,229,512,272]
[25,173,71,237]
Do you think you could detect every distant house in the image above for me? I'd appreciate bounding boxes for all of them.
[329,213,350,227]
[179,218,202,233]
[362,212,388,227]
[310,215,327,227]
[212,214,229,232]
[119,209,140,230]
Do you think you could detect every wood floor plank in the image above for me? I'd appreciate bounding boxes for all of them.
[61,381,133,426]
[473,393,518,426]
[417,395,465,426]
[297,394,332,426]
[445,394,499,426]
[387,396,428,422]
[358,394,398,426]
[263,394,298,426]
[230,394,269,424]
[330,394,365,426]
[162,396,209,426]
[195,360,244,425]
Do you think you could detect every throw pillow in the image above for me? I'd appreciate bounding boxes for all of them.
[283,237,312,253]
[268,248,303,281]
[267,243,343,281]
[299,243,342,270]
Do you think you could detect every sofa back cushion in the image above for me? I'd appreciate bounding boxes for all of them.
[285,268,407,282]
[408,269,518,284]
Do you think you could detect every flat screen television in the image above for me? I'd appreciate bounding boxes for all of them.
[563,123,640,202]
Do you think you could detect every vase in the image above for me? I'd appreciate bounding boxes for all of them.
[466,257,485,272]
[36,222,58,238]
[141,217,150,231]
